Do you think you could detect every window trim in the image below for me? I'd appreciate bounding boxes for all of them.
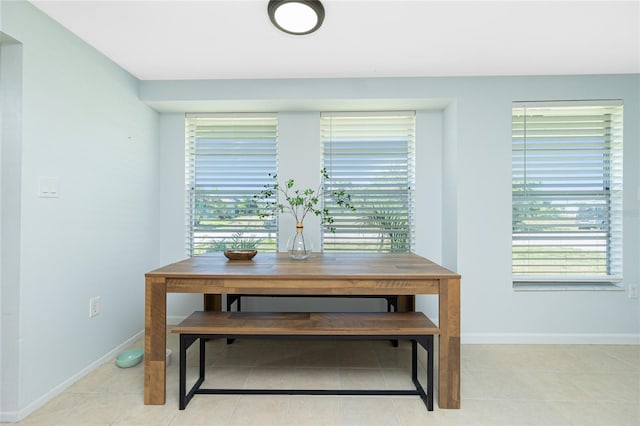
[511,100,624,287]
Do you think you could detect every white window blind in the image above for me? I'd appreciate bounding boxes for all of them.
[321,112,415,252]
[185,114,278,256]
[512,101,623,284]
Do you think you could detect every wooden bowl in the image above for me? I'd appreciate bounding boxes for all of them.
[224,250,257,260]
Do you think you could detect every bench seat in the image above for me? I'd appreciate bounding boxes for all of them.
[172,311,439,410]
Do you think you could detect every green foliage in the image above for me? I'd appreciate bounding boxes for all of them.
[512,182,563,232]
[254,168,355,233]
[226,233,261,250]
[193,193,264,225]
[195,233,262,255]
[362,206,409,252]
[194,194,227,223]
[194,239,227,255]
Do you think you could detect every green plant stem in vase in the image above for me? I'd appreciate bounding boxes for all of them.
[255,168,355,259]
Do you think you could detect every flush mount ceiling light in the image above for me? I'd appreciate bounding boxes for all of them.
[268,0,325,35]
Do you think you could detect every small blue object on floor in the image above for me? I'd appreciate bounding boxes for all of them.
[115,348,143,368]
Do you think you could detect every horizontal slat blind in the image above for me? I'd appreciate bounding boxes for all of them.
[185,114,278,256]
[512,102,623,282]
[321,112,415,253]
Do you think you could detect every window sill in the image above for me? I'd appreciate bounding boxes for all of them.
[513,282,624,292]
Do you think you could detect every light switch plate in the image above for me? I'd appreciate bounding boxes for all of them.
[37,176,59,198]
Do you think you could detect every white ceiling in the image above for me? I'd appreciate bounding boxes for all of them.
[31,0,640,81]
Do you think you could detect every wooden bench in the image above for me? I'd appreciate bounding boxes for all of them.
[225,295,401,346]
[172,311,439,411]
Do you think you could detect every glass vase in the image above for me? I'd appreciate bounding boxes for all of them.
[287,221,313,260]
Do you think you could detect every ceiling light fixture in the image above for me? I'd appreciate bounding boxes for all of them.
[268,0,325,35]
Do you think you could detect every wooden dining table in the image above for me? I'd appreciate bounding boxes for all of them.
[144,252,461,409]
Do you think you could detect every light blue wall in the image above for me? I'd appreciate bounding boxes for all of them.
[146,74,640,343]
[1,0,638,421]
[1,1,159,420]
[1,32,23,417]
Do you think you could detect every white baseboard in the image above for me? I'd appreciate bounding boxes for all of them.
[462,332,640,345]
[0,330,144,423]
[0,411,20,423]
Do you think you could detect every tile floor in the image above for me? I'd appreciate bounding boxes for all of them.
[14,332,640,426]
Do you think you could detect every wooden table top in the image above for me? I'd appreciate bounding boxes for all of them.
[147,252,460,280]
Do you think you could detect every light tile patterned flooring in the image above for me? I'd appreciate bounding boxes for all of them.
[15,332,640,425]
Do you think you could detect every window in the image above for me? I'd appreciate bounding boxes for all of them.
[512,101,623,286]
[321,112,416,252]
[185,114,278,256]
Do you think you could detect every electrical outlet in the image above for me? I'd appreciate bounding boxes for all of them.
[628,284,639,299]
[89,296,101,317]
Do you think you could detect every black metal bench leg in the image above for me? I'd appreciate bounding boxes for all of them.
[411,339,418,382]
[385,297,399,347]
[426,335,434,411]
[413,336,434,411]
[180,334,201,409]
[179,333,435,412]
[179,334,187,410]
[180,335,206,410]
[226,296,241,344]
[199,337,206,381]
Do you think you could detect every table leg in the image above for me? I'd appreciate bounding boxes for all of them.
[438,277,461,408]
[144,277,167,404]
[396,295,415,312]
[203,294,222,311]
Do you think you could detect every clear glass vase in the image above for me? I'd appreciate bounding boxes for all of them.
[287,222,313,260]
